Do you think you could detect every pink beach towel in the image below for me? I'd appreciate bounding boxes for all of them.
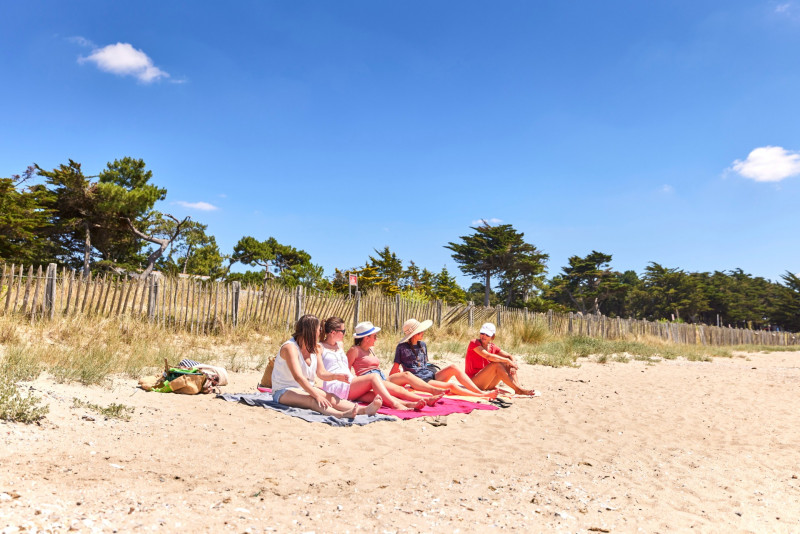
[256,386,498,420]
[375,397,498,420]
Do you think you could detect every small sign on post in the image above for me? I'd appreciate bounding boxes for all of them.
[348,273,358,298]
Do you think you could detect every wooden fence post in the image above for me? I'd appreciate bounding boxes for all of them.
[436,300,442,327]
[147,275,160,321]
[568,312,573,334]
[232,281,241,326]
[353,290,361,330]
[468,302,474,328]
[496,306,501,328]
[44,263,57,320]
[395,294,400,332]
[295,285,304,323]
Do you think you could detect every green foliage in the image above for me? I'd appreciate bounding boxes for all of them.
[72,398,133,421]
[446,222,548,306]
[0,167,56,264]
[0,377,49,423]
[1,345,41,382]
[231,236,312,284]
[160,221,225,279]
[548,251,622,315]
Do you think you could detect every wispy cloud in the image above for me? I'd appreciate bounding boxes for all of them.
[68,36,95,48]
[660,184,674,194]
[472,218,503,226]
[175,201,219,211]
[79,42,169,83]
[776,2,792,13]
[730,146,800,182]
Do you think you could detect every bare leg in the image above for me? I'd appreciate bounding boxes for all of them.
[387,371,449,395]
[279,389,355,419]
[347,374,415,410]
[382,381,444,407]
[426,378,498,399]
[472,362,535,395]
[435,364,497,397]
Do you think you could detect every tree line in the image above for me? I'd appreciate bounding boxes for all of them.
[2,159,799,331]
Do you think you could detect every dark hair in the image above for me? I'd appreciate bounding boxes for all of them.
[323,316,345,334]
[353,337,364,346]
[293,314,320,352]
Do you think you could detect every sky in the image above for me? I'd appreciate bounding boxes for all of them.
[2,1,799,287]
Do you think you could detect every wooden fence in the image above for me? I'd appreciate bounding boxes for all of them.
[1,262,797,347]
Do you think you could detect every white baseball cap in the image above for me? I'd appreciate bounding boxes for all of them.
[479,322,496,336]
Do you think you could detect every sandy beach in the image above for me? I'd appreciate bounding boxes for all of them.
[2,350,799,533]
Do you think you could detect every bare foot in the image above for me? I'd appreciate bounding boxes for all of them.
[413,399,426,411]
[342,403,359,419]
[486,389,499,400]
[365,395,382,416]
[424,394,444,407]
[432,387,449,395]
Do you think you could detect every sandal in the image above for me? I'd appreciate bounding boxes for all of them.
[489,397,513,408]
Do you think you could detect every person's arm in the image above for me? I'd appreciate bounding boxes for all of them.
[346,346,359,372]
[281,344,331,408]
[473,344,517,368]
[316,348,351,383]
[390,344,406,375]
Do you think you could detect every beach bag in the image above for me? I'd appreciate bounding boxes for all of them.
[165,368,207,395]
[259,357,276,388]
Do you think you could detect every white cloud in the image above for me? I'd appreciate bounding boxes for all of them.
[776,3,792,14]
[79,42,169,83]
[730,146,800,182]
[660,184,674,194]
[175,201,219,211]
[471,218,503,226]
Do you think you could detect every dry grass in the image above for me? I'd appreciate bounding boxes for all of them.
[0,314,796,390]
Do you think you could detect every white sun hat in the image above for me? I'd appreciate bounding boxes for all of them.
[354,321,382,338]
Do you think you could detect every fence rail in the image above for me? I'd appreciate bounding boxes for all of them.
[1,263,797,348]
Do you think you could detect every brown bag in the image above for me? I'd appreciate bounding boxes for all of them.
[168,373,206,395]
[259,357,275,388]
[138,375,162,391]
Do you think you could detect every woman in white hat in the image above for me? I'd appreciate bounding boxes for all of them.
[390,318,498,399]
[270,314,383,418]
[347,321,446,404]
[465,322,538,396]
[319,317,430,410]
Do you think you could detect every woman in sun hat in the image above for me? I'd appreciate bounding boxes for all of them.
[319,317,430,410]
[270,314,382,418]
[346,321,446,404]
[390,318,498,399]
[465,322,538,396]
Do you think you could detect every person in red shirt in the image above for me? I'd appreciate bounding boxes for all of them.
[465,322,539,396]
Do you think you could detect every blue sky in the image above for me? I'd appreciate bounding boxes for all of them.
[2,1,799,287]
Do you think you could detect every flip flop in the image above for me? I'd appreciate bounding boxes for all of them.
[423,416,448,427]
[489,398,513,408]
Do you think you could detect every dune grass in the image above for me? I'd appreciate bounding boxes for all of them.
[0,313,796,393]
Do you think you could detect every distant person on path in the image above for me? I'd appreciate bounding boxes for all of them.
[271,314,382,419]
[464,322,538,396]
[391,318,497,399]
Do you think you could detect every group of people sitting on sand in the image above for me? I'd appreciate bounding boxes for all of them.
[266,314,538,419]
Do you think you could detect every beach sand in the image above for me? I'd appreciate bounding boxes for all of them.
[2,350,799,533]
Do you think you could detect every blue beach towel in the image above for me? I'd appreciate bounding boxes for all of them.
[216,392,396,427]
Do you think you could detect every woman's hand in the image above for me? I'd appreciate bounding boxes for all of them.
[313,391,332,410]
[336,373,352,383]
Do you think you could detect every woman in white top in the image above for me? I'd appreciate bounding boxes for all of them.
[271,314,381,419]
[320,317,430,410]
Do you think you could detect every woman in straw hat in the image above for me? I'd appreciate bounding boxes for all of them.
[319,317,437,410]
[346,320,445,404]
[390,318,498,399]
[271,314,382,419]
